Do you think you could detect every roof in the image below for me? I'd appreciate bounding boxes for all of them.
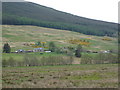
[34,48,44,50]
[18,49,24,51]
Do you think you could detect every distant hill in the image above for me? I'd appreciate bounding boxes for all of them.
[2,2,118,36]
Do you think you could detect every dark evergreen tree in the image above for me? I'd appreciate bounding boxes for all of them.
[75,44,82,58]
[3,43,11,53]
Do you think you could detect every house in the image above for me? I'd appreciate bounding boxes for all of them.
[16,49,25,53]
[45,51,51,53]
[100,50,110,53]
[25,50,33,53]
[33,48,44,52]
[102,50,110,53]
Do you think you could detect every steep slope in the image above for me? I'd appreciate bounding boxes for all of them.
[2,2,118,36]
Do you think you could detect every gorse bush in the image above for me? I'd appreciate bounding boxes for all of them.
[68,39,90,46]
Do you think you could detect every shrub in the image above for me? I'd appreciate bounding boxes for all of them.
[17,61,24,67]
[68,39,90,46]
[75,44,82,58]
[7,57,16,67]
[55,48,62,54]
[2,59,7,67]
[40,56,73,66]
[49,42,56,52]
[81,53,118,64]
[23,54,39,66]
[102,37,112,41]
[81,54,93,64]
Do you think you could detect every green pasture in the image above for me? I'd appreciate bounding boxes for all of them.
[2,52,66,61]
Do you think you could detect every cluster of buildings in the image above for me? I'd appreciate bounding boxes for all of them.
[12,48,51,53]
[12,47,112,54]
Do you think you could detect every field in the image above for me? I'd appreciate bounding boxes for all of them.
[2,52,66,61]
[2,64,118,88]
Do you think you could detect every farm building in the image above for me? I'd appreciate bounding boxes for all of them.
[33,48,44,52]
[100,50,110,53]
[25,50,33,53]
[16,49,25,53]
[45,51,51,53]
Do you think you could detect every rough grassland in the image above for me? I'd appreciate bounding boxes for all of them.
[2,64,118,88]
[2,25,118,52]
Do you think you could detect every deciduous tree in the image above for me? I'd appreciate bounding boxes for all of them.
[49,42,56,52]
[75,44,82,58]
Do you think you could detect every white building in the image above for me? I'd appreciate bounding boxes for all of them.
[16,49,25,53]
[45,51,51,53]
[33,48,44,52]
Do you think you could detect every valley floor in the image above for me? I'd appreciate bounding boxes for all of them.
[2,64,118,88]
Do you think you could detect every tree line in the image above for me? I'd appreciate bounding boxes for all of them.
[2,13,117,37]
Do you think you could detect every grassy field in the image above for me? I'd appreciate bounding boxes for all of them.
[2,64,118,88]
[2,25,118,52]
[2,52,66,61]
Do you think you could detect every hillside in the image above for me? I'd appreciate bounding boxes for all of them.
[2,2,118,36]
[2,25,118,52]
